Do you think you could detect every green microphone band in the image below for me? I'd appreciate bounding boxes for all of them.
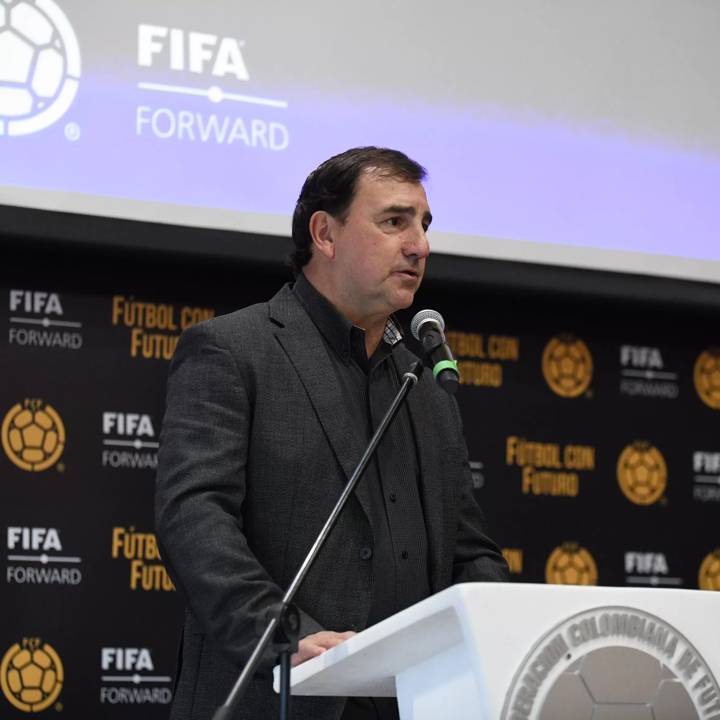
[433,359,459,379]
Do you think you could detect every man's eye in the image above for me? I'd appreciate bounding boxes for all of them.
[384,217,401,227]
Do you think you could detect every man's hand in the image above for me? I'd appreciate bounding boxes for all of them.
[291,630,356,667]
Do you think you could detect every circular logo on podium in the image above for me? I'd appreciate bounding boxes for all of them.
[542,335,593,398]
[501,607,718,720]
[616,441,667,505]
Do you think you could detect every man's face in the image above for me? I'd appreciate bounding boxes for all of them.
[329,171,432,324]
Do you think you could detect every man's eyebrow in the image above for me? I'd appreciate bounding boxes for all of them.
[379,205,433,225]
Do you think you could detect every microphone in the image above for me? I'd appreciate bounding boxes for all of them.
[410,309,459,395]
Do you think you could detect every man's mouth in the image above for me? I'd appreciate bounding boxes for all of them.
[393,269,419,279]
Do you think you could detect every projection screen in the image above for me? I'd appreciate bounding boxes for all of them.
[1,0,719,283]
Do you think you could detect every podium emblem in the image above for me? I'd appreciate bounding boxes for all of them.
[501,606,718,720]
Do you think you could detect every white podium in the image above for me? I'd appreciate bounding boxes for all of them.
[284,583,720,719]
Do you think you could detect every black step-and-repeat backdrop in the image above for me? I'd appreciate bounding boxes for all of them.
[1,249,718,717]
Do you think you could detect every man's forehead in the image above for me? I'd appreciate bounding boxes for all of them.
[353,170,429,208]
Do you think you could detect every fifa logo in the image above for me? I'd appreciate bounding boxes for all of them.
[9,290,63,315]
[103,412,155,438]
[620,345,664,369]
[138,25,249,80]
[99,646,172,704]
[7,527,62,552]
[101,648,154,672]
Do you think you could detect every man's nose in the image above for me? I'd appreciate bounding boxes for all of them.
[403,224,430,259]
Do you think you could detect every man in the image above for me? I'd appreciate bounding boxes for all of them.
[156,147,509,720]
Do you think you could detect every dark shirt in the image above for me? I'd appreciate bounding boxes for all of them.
[293,274,431,720]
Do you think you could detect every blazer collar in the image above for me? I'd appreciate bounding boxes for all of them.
[268,285,372,520]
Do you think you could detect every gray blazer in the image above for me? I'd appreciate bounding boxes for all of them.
[155,283,508,720]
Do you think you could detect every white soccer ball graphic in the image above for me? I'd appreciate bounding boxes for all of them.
[0,0,80,135]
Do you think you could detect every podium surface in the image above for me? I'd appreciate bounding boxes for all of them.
[285,583,720,719]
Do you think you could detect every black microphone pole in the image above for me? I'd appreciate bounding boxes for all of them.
[212,360,424,720]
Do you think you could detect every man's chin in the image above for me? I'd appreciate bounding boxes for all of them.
[391,290,417,312]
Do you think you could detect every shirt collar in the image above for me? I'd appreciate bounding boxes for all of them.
[383,316,403,348]
[293,274,404,365]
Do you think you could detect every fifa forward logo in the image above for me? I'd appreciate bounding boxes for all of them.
[100,647,172,705]
[1,399,65,472]
[0,0,81,136]
[0,638,64,712]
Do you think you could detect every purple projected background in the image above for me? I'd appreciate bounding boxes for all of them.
[3,73,719,263]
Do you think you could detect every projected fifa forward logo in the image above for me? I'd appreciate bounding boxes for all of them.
[0,0,80,136]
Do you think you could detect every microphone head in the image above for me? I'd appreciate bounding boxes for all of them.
[410,309,445,341]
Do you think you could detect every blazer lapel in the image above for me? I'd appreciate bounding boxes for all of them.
[393,347,447,593]
[268,286,373,521]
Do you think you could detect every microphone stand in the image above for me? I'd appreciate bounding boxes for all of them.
[213,360,424,720]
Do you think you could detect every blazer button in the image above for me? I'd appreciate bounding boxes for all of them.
[360,546,373,561]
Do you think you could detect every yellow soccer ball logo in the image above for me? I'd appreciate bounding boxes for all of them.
[699,550,720,591]
[1,400,65,472]
[694,349,720,410]
[617,441,667,506]
[542,335,593,398]
[545,543,598,585]
[1,639,64,712]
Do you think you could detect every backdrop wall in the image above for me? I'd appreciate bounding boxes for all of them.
[1,241,718,717]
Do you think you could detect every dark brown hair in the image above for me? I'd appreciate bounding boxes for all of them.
[290,147,427,275]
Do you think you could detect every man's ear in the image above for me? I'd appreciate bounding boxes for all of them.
[309,210,336,260]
